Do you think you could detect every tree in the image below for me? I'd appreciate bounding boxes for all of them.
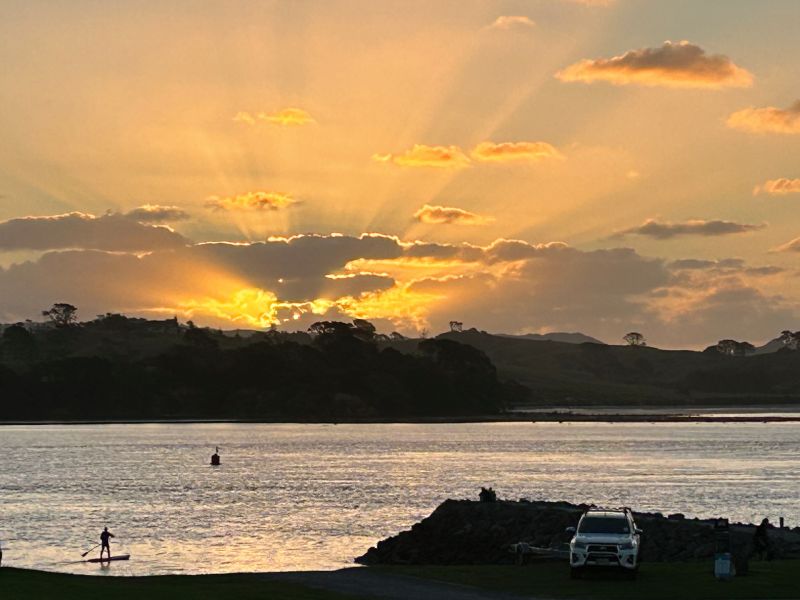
[42,303,78,327]
[308,321,354,338]
[716,339,755,356]
[779,330,800,350]
[449,321,463,333]
[352,319,377,341]
[1,324,37,361]
[623,332,646,347]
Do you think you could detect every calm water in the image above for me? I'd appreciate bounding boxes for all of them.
[1,422,799,575]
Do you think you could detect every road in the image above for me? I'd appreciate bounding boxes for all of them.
[265,567,540,600]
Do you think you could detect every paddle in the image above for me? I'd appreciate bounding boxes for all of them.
[81,543,101,558]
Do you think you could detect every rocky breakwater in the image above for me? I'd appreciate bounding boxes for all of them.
[356,499,800,565]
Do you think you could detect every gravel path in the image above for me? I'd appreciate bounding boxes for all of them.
[264,567,537,600]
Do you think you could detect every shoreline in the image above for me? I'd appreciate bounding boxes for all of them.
[2,410,800,426]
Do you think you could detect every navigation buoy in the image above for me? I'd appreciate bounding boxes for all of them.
[211,446,221,466]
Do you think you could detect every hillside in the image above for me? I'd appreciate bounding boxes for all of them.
[497,332,605,344]
[0,319,523,421]
[384,330,800,406]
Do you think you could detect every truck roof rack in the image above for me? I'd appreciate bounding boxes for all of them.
[584,506,634,515]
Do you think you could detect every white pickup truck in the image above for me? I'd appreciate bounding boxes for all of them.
[566,507,642,579]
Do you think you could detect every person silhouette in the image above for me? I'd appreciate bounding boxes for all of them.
[100,527,115,560]
[753,518,771,560]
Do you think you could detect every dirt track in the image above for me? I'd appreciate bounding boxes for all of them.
[264,567,538,600]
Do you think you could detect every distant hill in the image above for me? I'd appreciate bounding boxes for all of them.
[498,332,604,345]
[753,337,786,355]
[384,330,800,406]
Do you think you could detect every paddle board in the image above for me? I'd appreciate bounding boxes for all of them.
[86,554,130,563]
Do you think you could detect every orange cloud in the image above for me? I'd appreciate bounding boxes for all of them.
[471,141,564,162]
[754,178,800,195]
[489,16,535,30]
[727,101,800,134]
[233,108,316,126]
[263,107,316,126]
[373,144,470,168]
[414,204,492,226]
[556,41,753,89]
[205,191,300,211]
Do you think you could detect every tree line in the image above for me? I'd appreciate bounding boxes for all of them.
[0,307,526,421]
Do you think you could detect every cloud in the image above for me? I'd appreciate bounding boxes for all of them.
[205,192,300,211]
[754,178,800,195]
[727,101,800,134]
[373,145,471,168]
[0,230,796,348]
[773,236,800,253]
[556,41,753,89]
[233,108,316,126]
[489,16,535,30]
[413,205,492,226]
[668,258,745,271]
[564,0,616,5]
[123,205,190,223]
[0,212,189,252]
[614,218,765,239]
[667,257,784,278]
[471,141,564,162]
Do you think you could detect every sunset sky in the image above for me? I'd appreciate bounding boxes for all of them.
[2,0,800,348]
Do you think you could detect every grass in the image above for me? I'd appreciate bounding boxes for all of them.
[0,567,354,600]
[381,560,800,599]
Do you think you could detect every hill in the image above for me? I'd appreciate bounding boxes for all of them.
[0,318,524,421]
[384,330,800,406]
[497,332,604,345]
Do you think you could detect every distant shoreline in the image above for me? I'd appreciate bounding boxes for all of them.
[3,409,800,426]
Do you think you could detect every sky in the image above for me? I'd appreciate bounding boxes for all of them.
[1,0,800,348]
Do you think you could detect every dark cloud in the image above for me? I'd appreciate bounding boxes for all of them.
[557,41,752,89]
[0,230,794,348]
[0,212,189,252]
[615,218,765,240]
[124,205,190,223]
[668,258,744,270]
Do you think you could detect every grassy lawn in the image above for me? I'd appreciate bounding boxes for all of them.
[0,568,355,600]
[380,560,800,600]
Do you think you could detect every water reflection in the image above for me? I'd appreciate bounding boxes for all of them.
[1,422,799,575]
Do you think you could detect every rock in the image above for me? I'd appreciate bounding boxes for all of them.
[355,499,800,566]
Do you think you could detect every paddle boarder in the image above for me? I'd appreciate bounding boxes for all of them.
[100,527,115,560]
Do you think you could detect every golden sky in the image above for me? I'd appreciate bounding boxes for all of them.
[1,0,799,348]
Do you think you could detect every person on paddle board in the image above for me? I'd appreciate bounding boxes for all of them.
[100,527,115,560]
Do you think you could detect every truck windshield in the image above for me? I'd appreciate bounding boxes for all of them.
[579,517,630,534]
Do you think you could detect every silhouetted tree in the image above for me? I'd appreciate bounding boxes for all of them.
[2,324,38,361]
[716,339,755,356]
[183,325,219,350]
[352,319,377,341]
[779,330,800,350]
[389,332,407,341]
[308,321,354,338]
[449,321,464,333]
[623,332,646,347]
[42,303,78,328]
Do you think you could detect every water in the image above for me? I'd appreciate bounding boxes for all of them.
[1,422,799,575]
